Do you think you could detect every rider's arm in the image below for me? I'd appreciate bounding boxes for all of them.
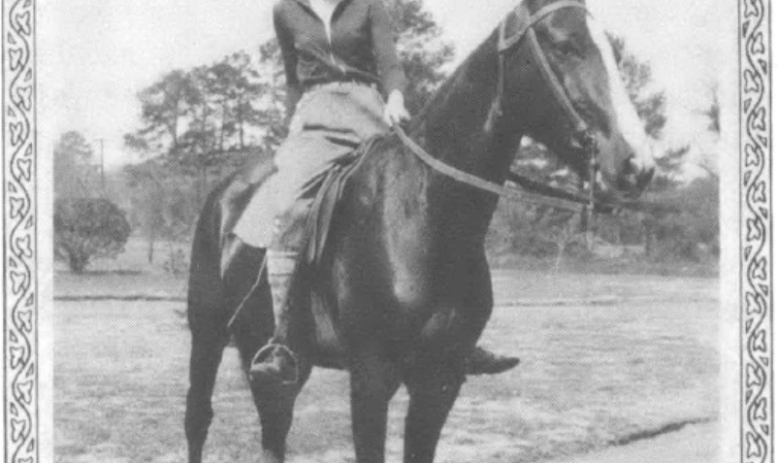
[369,0,407,100]
[274,4,303,122]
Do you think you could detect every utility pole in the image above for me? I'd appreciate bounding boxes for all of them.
[98,138,105,191]
[93,138,106,197]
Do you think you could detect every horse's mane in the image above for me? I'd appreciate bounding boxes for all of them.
[408,28,500,135]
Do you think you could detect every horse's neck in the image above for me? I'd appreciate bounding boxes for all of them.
[410,32,525,235]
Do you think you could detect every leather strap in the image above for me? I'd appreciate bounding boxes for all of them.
[394,125,585,213]
[527,27,588,133]
[487,0,589,133]
[498,0,588,52]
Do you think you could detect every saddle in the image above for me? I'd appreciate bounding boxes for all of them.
[218,136,380,265]
[300,135,379,266]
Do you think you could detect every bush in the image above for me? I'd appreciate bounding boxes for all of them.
[647,176,719,263]
[487,201,584,259]
[54,198,132,273]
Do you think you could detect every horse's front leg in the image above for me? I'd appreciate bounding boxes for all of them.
[247,362,312,463]
[403,356,465,463]
[232,281,313,463]
[399,250,491,463]
[348,344,401,463]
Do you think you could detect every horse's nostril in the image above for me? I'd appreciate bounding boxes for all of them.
[638,167,655,189]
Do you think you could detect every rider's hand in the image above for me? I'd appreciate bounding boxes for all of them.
[384,90,410,126]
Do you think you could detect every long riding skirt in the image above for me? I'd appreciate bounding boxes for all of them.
[234,82,388,247]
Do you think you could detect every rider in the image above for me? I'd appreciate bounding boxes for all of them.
[225,0,519,384]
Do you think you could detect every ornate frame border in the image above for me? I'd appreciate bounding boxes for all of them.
[3,0,37,462]
[0,0,771,461]
[740,0,772,461]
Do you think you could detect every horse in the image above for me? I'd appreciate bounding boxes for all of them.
[184,0,655,462]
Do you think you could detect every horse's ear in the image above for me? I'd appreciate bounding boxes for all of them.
[503,3,531,44]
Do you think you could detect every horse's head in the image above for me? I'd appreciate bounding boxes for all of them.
[498,0,655,200]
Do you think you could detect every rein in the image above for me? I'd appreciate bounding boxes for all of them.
[394,125,585,213]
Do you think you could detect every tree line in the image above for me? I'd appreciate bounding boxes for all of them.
[53,0,719,274]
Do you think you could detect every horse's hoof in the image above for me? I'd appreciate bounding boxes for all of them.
[250,344,299,385]
[465,346,520,376]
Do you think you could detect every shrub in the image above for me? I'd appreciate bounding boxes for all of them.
[54,198,132,273]
[647,176,719,262]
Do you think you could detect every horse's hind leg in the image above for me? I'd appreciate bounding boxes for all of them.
[185,317,228,463]
[403,362,464,463]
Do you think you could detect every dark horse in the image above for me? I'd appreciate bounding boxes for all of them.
[185,1,655,462]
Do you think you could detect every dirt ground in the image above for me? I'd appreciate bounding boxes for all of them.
[54,269,718,463]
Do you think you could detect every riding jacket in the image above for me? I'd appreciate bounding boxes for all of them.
[273,0,408,114]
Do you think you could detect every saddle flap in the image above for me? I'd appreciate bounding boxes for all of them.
[303,136,381,266]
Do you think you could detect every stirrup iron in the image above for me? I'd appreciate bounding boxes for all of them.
[250,343,300,385]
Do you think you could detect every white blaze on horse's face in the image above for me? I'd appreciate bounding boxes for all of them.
[586,17,655,194]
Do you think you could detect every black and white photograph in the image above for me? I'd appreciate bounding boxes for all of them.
[1,0,764,462]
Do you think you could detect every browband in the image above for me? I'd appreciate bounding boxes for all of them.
[499,0,588,52]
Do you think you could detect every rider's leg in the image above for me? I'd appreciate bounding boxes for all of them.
[249,201,310,385]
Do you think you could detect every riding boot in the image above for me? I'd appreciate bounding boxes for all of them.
[249,249,300,385]
[465,346,520,375]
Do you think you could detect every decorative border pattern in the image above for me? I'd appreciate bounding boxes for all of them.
[0,0,772,462]
[741,0,772,461]
[3,0,38,462]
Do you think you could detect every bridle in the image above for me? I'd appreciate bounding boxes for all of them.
[492,0,599,223]
[397,0,601,220]
[490,0,590,133]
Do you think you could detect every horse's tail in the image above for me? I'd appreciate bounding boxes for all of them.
[186,175,235,335]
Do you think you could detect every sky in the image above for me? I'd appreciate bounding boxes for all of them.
[39,0,735,169]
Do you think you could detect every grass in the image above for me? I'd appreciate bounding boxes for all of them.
[54,235,717,301]
[53,266,719,463]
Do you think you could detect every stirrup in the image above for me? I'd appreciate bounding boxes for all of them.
[250,343,300,385]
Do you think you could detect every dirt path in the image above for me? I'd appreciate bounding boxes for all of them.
[545,422,719,463]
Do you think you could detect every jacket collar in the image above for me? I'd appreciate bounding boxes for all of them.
[293,0,355,12]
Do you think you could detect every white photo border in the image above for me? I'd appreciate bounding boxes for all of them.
[0,0,770,461]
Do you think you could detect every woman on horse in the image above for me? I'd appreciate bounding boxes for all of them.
[226,0,519,384]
